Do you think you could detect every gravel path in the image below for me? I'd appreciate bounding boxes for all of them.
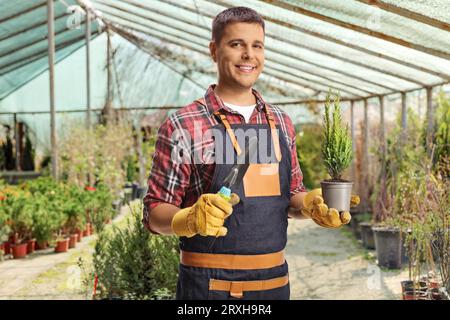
[286,219,409,300]
[0,203,132,300]
[0,206,409,300]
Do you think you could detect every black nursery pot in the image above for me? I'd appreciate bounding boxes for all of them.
[372,226,402,269]
[359,222,375,249]
[137,186,148,200]
[350,212,361,239]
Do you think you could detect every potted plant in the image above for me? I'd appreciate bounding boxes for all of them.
[7,191,33,259]
[0,195,11,256]
[89,183,113,234]
[370,107,427,270]
[31,196,61,250]
[60,187,84,248]
[320,92,353,212]
[68,233,78,249]
[356,212,375,250]
[54,234,70,253]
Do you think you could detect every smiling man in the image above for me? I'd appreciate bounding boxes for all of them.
[143,7,355,300]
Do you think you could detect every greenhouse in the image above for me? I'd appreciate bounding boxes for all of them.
[0,0,448,301]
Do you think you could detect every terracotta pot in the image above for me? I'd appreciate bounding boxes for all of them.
[86,223,92,235]
[36,241,48,250]
[55,238,69,253]
[69,234,78,249]
[2,241,10,255]
[429,280,439,289]
[11,243,28,259]
[26,239,36,254]
[76,230,83,242]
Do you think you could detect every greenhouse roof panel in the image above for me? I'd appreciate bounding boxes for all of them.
[1,0,450,107]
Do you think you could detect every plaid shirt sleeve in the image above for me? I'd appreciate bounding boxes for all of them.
[285,115,307,196]
[142,116,192,233]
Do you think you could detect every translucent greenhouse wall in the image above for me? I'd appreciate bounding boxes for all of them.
[0,29,315,158]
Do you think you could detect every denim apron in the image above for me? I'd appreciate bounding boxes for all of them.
[176,99,292,300]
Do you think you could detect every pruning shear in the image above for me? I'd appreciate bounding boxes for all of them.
[217,136,258,202]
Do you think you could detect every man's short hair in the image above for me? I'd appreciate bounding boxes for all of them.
[212,7,265,44]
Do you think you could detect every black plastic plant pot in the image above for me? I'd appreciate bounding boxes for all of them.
[359,222,375,249]
[372,226,402,269]
[401,280,427,293]
[131,183,139,200]
[137,186,148,200]
[320,180,353,212]
[350,217,361,239]
[403,290,428,300]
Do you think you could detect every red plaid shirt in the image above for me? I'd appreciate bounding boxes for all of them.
[143,85,306,232]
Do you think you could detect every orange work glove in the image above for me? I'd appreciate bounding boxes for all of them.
[171,193,240,237]
[301,188,360,228]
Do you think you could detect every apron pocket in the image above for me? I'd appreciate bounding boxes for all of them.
[243,163,281,197]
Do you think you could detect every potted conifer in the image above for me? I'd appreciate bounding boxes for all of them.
[321,92,354,212]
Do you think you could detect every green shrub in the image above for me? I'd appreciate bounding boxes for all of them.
[321,92,353,180]
[93,203,179,299]
[297,124,328,189]
[28,195,63,244]
[88,183,114,234]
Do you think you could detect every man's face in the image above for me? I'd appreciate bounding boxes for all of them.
[210,22,265,90]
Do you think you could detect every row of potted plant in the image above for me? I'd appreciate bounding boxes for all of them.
[347,92,449,300]
[0,177,114,260]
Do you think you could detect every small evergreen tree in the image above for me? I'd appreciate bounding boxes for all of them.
[321,92,353,181]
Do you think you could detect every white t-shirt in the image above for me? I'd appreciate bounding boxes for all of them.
[223,102,256,123]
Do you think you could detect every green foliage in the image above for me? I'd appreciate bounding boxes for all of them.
[0,176,117,244]
[0,183,11,242]
[3,189,33,242]
[28,195,62,244]
[125,155,138,183]
[142,134,157,176]
[297,124,328,189]
[87,183,114,234]
[59,122,134,198]
[434,92,450,176]
[382,107,428,224]
[93,203,179,300]
[321,92,353,180]
[377,100,450,291]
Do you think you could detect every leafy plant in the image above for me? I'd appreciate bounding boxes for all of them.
[321,92,353,181]
[0,190,11,243]
[59,121,134,198]
[297,124,328,189]
[93,203,179,300]
[5,189,33,243]
[433,92,449,177]
[377,100,450,292]
[88,183,114,234]
[28,195,63,244]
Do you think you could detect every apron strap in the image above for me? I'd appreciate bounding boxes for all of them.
[213,111,242,156]
[264,105,282,162]
[194,98,282,161]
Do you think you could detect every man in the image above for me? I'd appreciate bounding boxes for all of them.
[143,7,356,300]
